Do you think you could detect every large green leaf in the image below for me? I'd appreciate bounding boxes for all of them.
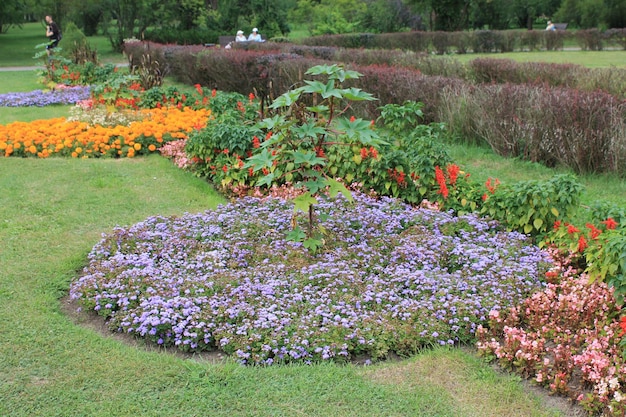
[291,150,326,167]
[334,117,386,145]
[324,177,353,202]
[293,193,318,213]
[245,148,274,170]
[341,87,377,102]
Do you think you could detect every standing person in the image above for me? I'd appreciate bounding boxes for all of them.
[45,15,61,55]
[248,28,263,42]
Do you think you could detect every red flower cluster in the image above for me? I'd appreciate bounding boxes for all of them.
[434,166,448,198]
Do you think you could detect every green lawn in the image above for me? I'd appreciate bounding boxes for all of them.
[445,49,626,68]
[0,22,123,67]
[0,156,567,417]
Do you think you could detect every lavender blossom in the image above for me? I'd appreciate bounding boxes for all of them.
[70,193,551,365]
[0,86,91,107]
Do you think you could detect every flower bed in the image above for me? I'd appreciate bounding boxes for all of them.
[70,193,550,365]
[0,107,210,158]
[0,86,91,107]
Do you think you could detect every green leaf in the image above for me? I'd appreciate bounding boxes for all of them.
[341,87,377,102]
[293,193,318,213]
[256,172,275,187]
[551,207,559,217]
[324,177,353,202]
[286,227,307,242]
[524,224,533,234]
[292,150,326,167]
[533,218,543,230]
[270,90,303,109]
[303,237,324,252]
[291,122,326,139]
[245,148,274,170]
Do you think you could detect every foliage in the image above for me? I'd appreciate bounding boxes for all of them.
[246,64,382,250]
[480,174,583,236]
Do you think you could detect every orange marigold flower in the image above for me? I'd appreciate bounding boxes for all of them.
[148,144,157,152]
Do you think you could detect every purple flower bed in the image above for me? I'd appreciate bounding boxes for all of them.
[70,193,550,365]
[0,86,91,107]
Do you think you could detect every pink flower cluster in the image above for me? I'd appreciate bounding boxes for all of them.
[159,139,192,168]
[477,267,626,416]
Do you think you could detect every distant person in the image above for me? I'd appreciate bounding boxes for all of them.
[546,21,556,31]
[248,28,263,42]
[45,15,61,55]
[235,30,247,42]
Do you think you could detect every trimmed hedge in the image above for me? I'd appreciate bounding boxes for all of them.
[123,41,626,175]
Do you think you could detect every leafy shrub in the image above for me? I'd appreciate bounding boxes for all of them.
[431,31,453,55]
[575,29,604,51]
[520,30,543,51]
[480,174,583,236]
[471,30,500,53]
[438,83,626,175]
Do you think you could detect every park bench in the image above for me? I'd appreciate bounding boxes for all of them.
[553,23,568,30]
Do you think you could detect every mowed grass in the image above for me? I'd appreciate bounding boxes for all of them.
[0,156,566,417]
[450,49,626,68]
[0,22,123,67]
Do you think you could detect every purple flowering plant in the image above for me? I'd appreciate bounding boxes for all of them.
[70,192,550,365]
[0,86,91,107]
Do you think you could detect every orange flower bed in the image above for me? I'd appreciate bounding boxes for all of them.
[0,107,211,158]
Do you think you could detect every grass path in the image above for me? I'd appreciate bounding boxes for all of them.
[0,156,573,416]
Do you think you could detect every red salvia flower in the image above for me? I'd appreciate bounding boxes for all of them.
[194,84,203,95]
[567,224,580,234]
[553,220,562,230]
[585,223,602,239]
[360,147,369,159]
[602,218,618,230]
[619,316,626,337]
[369,147,378,159]
[446,164,460,186]
[435,166,448,199]
[252,136,261,148]
[577,235,588,252]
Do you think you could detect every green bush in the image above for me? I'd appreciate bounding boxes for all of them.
[481,174,583,236]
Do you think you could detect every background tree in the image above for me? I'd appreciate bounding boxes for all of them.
[358,0,423,33]
[469,0,515,30]
[0,0,26,33]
